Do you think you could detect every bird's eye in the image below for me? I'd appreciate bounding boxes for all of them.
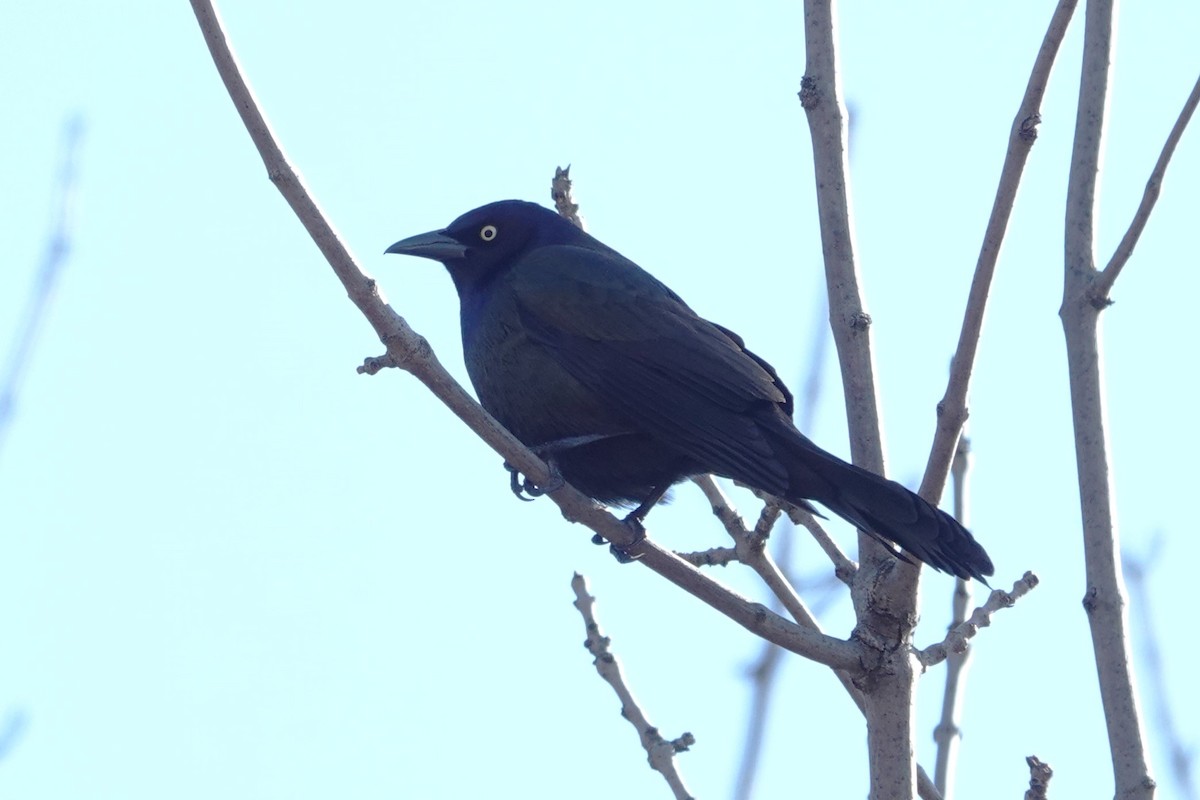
[480,224,498,242]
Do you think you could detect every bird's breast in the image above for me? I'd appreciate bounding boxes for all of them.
[461,296,630,449]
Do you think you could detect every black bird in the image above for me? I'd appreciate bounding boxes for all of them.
[386,201,993,581]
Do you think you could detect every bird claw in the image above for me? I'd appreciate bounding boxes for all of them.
[592,514,647,563]
[503,460,564,501]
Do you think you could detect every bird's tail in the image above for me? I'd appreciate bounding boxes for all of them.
[767,425,994,582]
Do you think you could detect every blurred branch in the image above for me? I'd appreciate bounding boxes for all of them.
[0,709,28,763]
[1124,538,1197,800]
[919,0,1078,503]
[0,115,84,461]
[1060,2,1155,796]
[932,437,976,799]
[571,574,696,799]
[731,542,846,800]
[1093,72,1200,303]
[731,281,838,800]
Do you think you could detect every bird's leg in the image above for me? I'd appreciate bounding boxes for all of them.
[502,433,627,501]
[505,462,533,501]
[593,484,669,563]
[503,455,564,501]
[606,516,646,563]
[627,484,671,525]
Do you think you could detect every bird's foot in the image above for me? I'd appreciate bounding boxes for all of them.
[503,459,565,501]
[590,514,647,563]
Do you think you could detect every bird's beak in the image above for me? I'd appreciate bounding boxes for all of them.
[384,229,468,261]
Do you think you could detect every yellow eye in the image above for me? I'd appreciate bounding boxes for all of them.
[480,224,498,242]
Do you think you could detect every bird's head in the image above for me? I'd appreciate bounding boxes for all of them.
[385,200,586,297]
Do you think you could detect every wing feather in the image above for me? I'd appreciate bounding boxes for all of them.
[510,246,791,493]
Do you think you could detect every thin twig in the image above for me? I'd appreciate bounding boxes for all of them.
[1093,72,1200,302]
[751,501,783,547]
[786,503,858,584]
[1025,756,1054,800]
[675,546,739,568]
[551,165,586,230]
[692,478,820,629]
[919,0,1079,502]
[187,0,860,672]
[571,574,695,800]
[917,572,1040,667]
[690,476,753,543]
[741,485,858,583]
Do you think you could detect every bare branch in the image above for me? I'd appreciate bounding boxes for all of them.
[697,480,962,799]
[799,13,881,475]
[919,0,1079,502]
[675,546,739,568]
[788,503,858,585]
[188,0,860,672]
[692,478,818,628]
[917,572,1040,668]
[1061,2,1156,796]
[1025,756,1054,800]
[802,0,917,790]
[742,485,858,583]
[551,165,587,230]
[691,476,753,543]
[572,574,696,800]
[0,115,84,460]
[752,500,784,546]
[1092,72,1200,302]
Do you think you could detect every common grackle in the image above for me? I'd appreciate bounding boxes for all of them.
[386,201,993,581]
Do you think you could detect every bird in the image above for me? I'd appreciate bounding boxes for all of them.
[385,200,994,581]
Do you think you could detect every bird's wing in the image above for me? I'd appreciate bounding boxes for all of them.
[509,245,792,493]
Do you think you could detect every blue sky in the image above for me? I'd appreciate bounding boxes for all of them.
[2,2,1198,798]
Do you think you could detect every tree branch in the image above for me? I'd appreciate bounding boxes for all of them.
[918,0,1079,504]
[916,572,1039,668]
[801,1,921,794]
[550,165,587,231]
[188,0,861,673]
[1025,756,1054,800]
[1092,71,1200,302]
[1060,2,1155,796]
[572,574,696,800]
